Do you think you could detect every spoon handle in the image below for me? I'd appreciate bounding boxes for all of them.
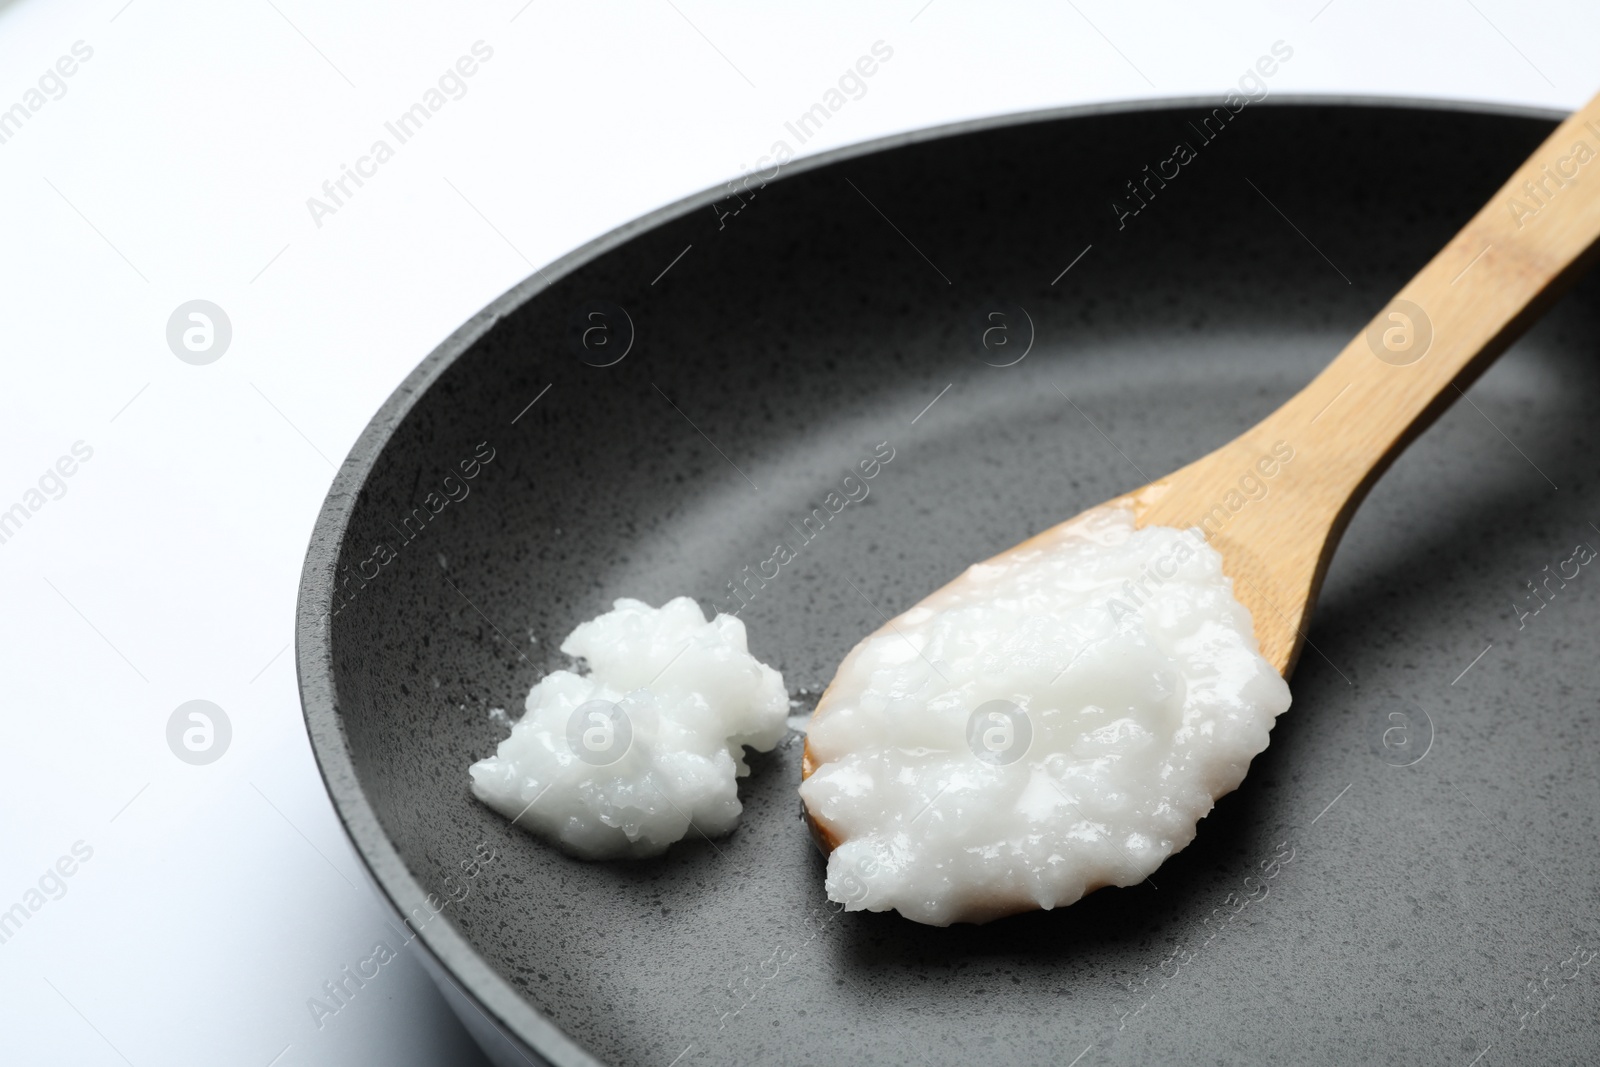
[1139,92,1600,675]
[1258,91,1600,503]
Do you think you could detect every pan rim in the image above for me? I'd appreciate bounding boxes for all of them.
[293,92,1567,1066]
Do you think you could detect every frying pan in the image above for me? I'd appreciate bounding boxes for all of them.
[297,98,1600,1066]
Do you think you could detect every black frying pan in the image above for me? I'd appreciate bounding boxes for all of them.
[297,99,1600,1066]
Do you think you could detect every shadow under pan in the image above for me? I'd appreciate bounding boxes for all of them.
[298,99,1600,1066]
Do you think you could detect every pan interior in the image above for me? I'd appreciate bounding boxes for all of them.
[313,103,1600,1066]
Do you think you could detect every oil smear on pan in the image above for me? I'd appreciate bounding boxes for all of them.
[470,597,788,858]
[799,506,1291,926]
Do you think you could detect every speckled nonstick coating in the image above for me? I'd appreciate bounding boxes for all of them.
[297,99,1600,1067]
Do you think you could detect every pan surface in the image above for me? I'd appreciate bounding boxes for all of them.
[298,99,1600,1066]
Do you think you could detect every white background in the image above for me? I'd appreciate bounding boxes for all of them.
[0,1,1593,1064]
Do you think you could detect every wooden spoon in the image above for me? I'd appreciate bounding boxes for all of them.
[802,92,1600,844]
